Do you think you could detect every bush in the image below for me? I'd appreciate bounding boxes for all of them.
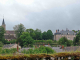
[0,48,17,54]
[6,39,16,44]
[21,46,56,54]
[34,40,53,44]
[0,41,3,47]
[58,37,72,46]
[46,40,53,44]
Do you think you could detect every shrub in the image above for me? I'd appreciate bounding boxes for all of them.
[0,41,3,47]
[21,46,56,54]
[1,48,17,54]
[34,40,53,44]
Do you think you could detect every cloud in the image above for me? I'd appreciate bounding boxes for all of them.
[16,0,34,5]
[0,0,80,33]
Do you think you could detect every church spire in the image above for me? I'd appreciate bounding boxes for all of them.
[2,15,5,25]
[2,16,6,30]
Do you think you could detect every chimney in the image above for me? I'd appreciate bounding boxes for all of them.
[56,30,57,33]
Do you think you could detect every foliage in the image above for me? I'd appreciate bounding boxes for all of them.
[42,31,47,40]
[2,38,7,44]
[67,40,73,46]
[0,41,3,47]
[6,39,16,44]
[58,37,72,46]
[53,40,57,43]
[72,30,78,33]
[47,30,53,40]
[0,52,80,60]
[34,29,42,40]
[0,26,5,42]
[26,28,36,40]
[0,48,17,54]
[16,38,23,47]
[34,40,53,44]
[20,32,34,47]
[21,46,56,54]
[73,31,80,46]
[13,23,26,38]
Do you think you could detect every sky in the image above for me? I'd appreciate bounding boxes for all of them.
[0,0,80,33]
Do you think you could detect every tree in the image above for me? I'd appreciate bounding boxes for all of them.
[73,31,80,46]
[20,32,34,47]
[0,41,3,47]
[47,30,53,40]
[42,31,47,40]
[0,26,5,42]
[58,37,72,46]
[34,29,42,40]
[72,30,77,33]
[13,23,26,38]
[26,29,36,40]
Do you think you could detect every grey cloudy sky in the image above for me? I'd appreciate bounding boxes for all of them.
[0,0,80,33]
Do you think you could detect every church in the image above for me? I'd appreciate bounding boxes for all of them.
[2,18,16,41]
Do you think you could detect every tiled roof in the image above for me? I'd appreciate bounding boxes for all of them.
[4,35,16,39]
[5,30,15,34]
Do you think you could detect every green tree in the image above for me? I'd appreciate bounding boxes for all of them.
[58,37,71,46]
[34,29,42,40]
[13,23,26,38]
[0,41,3,47]
[73,31,80,46]
[42,31,47,40]
[20,32,34,47]
[26,28,36,40]
[0,26,6,43]
[16,38,23,47]
[72,30,77,33]
[47,30,53,40]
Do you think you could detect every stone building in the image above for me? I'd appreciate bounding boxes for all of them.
[54,29,76,41]
[1,18,16,41]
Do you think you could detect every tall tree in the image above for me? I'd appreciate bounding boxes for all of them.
[20,32,34,47]
[34,29,42,40]
[13,23,26,38]
[47,30,53,40]
[42,31,47,40]
[26,28,36,39]
[0,26,5,41]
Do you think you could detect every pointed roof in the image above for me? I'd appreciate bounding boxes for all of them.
[2,18,5,25]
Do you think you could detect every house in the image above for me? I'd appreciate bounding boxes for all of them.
[1,17,16,41]
[54,29,76,41]
[3,44,21,49]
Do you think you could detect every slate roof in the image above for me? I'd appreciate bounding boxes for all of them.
[3,44,16,48]
[54,30,76,35]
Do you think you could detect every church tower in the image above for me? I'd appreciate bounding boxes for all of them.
[2,17,6,30]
